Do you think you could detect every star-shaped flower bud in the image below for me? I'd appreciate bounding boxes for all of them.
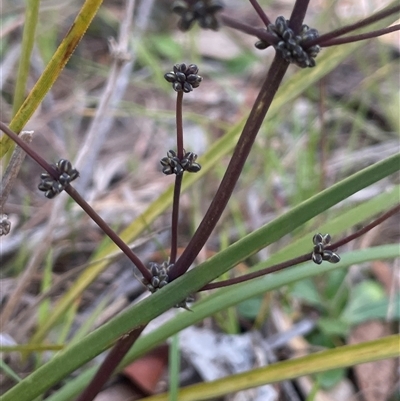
[255,16,321,68]
[160,149,201,176]
[164,63,202,93]
[38,159,79,199]
[311,233,340,265]
[172,0,224,31]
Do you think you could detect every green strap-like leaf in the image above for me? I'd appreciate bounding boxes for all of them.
[28,25,398,343]
[43,244,399,401]
[141,335,400,401]
[7,244,399,401]
[0,0,103,157]
[12,0,40,116]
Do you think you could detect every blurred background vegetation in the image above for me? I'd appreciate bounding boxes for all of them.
[0,0,399,400]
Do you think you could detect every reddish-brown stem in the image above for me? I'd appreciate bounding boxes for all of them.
[170,91,184,264]
[200,204,400,291]
[249,0,271,26]
[318,79,328,190]
[200,254,310,290]
[220,14,278,45]
[304,4,400,48]
[75,325,146,401]
[326,203,400,250]
[170,174,182,264]
[65,186,151,280]
[176,91,184,159]
[289,0,310,32]
[169,55,290,280]
[318,24,400,47]
[0,121,151,282]
[0,121,59,179]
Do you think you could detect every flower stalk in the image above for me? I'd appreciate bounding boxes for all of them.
[170,91,184,264]
[0,121,151,282]
[201,203,400,290]
[170,54,290,279]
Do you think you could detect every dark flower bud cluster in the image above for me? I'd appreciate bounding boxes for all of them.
[164,63,202,93]
[142,262,193,309]
[160,150,201,176]
[142,262,171,293]
[0,214,11,236]
[172,0,224,31]
[38,159,79,199]
[256,16,320,68]
[312,233,341,264]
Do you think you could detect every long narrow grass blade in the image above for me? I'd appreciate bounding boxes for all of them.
[28,32,394,344]
[0,0,103,157]
[41,244,400,401]
[140,335,400,401]
[12,0,40,116]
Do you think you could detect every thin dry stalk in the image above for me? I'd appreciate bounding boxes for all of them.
[74,0,155,194]
[0,194,68,326]
[0,131,33,211]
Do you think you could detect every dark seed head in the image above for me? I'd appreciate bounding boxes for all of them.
[313,233,324,245]
[52,182,64,193]
[45,190,57,199]
[41,172,51,180]
[175,71,186,82]
[57,159,72,174]
[186,64,199,75]
[164,72,176,83]
[162,166,173,175]
[193,75,203,84]
[183,82,193,92]
[150,263,159,276]
[151,276,160,288]
[173,82,183,92]
[313,243,324,254]
[58,173,70,186]
[255,40,269,50]
[328,252,341,263]
[312,253,323,265]
[174,63,186,73]
[207,0,224,13]
[187,163,201,173]
[322,234,331,245]
[160,157,170,167]
[159,280,168,288]
[38,179,54,191]
[322,250,340,263]
[69,169,79,181]
[171,0,188,15]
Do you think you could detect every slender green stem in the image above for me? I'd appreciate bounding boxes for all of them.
[0,0,104,158]
[169,334,180,401]
[12,0,40,116]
